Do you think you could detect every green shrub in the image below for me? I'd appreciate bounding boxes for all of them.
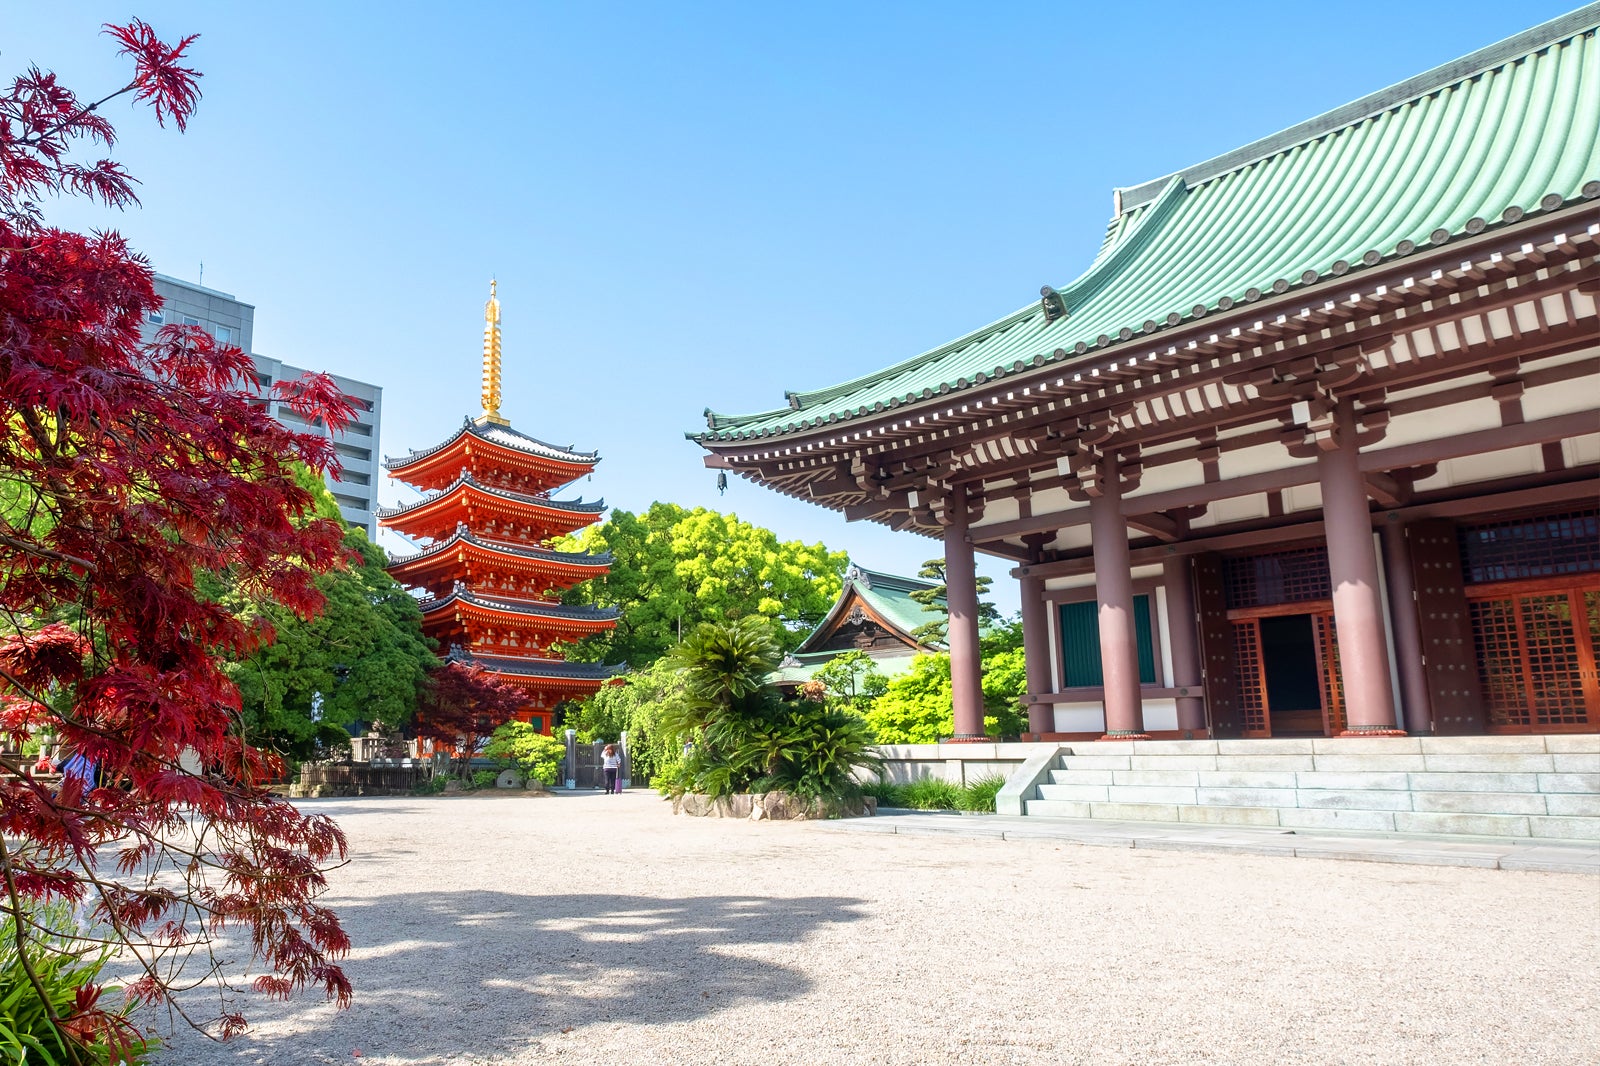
[413,773,449,795]
[858,778,907,808]
[470,769,500,791]
[0,902,155,1065]
[484,722,566,786]
[957,773,1008,813]
[899,776,963,810]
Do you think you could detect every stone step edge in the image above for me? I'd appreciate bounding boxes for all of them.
[1022,799,1599,839]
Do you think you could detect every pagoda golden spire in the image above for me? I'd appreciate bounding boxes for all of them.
[477,279,509,426]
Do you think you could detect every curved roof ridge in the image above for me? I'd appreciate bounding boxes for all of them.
[420,585,620,621]
[385,417,599,470]
[1118,3,1600,211]
[376,472,606,520]
[702,300,1041,433]
[447,647,623,680]
[386,526,613,568]
[1053,177,1187,313]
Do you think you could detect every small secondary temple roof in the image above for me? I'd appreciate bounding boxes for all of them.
[772,563,945,687]
[695,9,1600,446]
[794,563,945,655]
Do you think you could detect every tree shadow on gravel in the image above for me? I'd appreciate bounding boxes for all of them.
[154,890,866,1064]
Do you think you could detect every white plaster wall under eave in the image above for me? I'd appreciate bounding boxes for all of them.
[1380,398,1503,450]
[1565,433,1600,468]
[971,495,1020,529]
[1437,446,1545,488]
[1123,458,1195,501]
[1523,375,1600,421]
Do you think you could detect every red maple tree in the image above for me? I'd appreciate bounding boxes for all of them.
[414,661,525,776]
[0,20,355,1049]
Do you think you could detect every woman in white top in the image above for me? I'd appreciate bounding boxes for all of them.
[601,744,621,794]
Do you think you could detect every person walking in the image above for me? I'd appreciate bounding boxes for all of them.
[601,743,621,794]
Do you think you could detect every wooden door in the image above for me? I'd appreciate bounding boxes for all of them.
[1193,554,1242,737]
[1406,518,1486,734]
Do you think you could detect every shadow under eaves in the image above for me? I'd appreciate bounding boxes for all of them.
[153,889,867,1064]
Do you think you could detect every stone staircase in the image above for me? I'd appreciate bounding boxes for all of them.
[1020,735,1599,840]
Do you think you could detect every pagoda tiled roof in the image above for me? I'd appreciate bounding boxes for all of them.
[376,472,606,521]
[386,417,598,470]
[694,8,1600,443]
[446,646,621,681]
[419,583,620,623]
[387,524,613,570]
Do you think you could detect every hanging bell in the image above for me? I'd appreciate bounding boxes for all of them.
[716,472,728,495]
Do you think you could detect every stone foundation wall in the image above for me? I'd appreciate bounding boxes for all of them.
[673,792,876,820]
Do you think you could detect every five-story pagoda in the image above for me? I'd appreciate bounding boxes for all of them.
[380,283,618,733]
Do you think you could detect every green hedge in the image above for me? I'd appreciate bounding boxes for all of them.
[859,772,1008,813]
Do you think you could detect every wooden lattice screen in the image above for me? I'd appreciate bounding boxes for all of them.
[1231,620,1271,737]
[1223,546,1331,610]
[1468,587,1599,731]
[1314,612,1347,735]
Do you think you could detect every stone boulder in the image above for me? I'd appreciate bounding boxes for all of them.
[673,791,876,820]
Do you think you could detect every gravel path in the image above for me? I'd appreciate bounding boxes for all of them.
[153,790,1599,1066]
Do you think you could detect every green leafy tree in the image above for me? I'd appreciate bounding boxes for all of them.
[219,471,437,763]
[862,619,1028,743]
[569,658,689,786]
[557,503,847,664]
[909,558,998,644]
[485,722,567,786]
[863,654,953,744]
[813,650,889,713]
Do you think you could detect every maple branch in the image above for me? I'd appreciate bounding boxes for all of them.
[0,532,94,570]
[11,81,140,151]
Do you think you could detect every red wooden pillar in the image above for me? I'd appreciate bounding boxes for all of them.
[1380,520,1434,736]
[1020,571,1053,737]
[1319,403,1402,735]
[1164,554,1207,735]
[1089,455,1147,739]
[944,486,986,740]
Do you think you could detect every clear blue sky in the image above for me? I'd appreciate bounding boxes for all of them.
[8,2,1583,614]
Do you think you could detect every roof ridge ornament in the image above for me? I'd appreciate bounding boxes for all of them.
[477,279,510,427]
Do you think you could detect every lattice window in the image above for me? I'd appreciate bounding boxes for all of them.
[1519,594,1588,726]
[1223,547,1331,610]
[1470,592,1593,729]
[1459,509,1600,585]
[1471,597,1531,729]
[1232,620,1270,736]
[1314,613,1346,735]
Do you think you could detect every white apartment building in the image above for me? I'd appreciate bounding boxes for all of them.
[144,274,383,537]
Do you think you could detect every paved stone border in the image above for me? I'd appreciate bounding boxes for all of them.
[812,810,1600,874]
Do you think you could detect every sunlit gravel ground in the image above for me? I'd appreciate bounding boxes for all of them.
[152,790,1599,1066]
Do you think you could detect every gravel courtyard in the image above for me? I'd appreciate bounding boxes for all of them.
[154,790,1598,1066]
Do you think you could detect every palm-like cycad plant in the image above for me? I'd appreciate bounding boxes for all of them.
[660,617,883,806]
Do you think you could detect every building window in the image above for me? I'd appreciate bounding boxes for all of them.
[181,314,200,326]
[215,325,233,344]
[1058,596,1157,687]
[147,309,164,324]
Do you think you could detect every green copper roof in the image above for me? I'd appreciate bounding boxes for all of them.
[697,8,1600,442]
[794,563,944,654]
